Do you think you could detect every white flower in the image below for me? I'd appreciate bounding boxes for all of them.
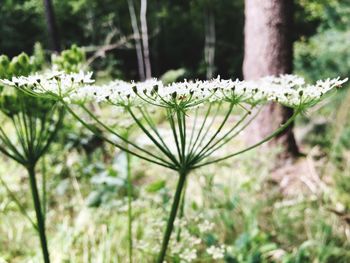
[2,72,346,111]
[0,70,94,98]
[207,245,225,260]
[73,75,346,109]
[0,78,16,86]
[198,220,214,233]
[179,248,197,262]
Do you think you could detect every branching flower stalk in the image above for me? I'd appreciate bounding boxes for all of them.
[0,73,91,263]
[2,72,347,262]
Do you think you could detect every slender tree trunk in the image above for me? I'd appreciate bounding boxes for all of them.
[140,0,152,79]
[243,0,299,160]
[43,0,60,53]
[127,0,146,81]
[204,7,215,79]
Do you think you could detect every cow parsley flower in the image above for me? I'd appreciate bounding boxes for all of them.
[207,245,225,260]
[64,75,347,111]
[1,70,346,263]
[179,248,197,262]
[0,70,94,98]
[2,71,346,111]
[198,220,215,233]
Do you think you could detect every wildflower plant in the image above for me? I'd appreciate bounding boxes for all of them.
[2,71,347,262]
[136,213,225,262]
[0,67,93,262]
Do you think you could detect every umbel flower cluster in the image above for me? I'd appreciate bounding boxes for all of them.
[0,71,347,263]
[1,71,347,110]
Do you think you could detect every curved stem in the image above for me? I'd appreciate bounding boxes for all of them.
[0,143,25,165]
[192,103,233,160]
[61,102,176,169]
[187,104,212,159]
[81,105,173,165]
[36,108,65,162]
[186,108,198,154]
[140,108,173,155]
[28,165,50,263]
[157,169,189,263]
[0,174,38,230]
[176,111,186,161]
[194,107,260,163]
[167,109,182,162]
[0,126,21,157]
[193,110,299,169]
[127,107,179,167]
[188,103,222,161]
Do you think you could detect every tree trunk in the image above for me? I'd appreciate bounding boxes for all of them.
[243,0,299,160]
[204,7,215,79]
[140,0,152,79]
[127,0,146,81]
[43,0,60,53]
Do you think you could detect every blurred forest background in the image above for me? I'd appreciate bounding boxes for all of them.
[2,0,350,262]
[2,0,348,81]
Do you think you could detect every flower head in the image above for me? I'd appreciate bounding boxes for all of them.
[207,245,225,260]
[1,71,347,112]
[0,70,94,99]
[68,75,347,111]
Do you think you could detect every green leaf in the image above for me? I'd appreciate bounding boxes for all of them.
[146,180,166,193]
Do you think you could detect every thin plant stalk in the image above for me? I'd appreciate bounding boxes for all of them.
[176,181,187,242]
[28,165,50,263]
[126,134,133,263]
[0,174,38,230]
[157,169,188,263]
[41,156,47,220]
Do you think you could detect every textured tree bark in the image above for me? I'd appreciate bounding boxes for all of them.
[127,0,146,81]
[140,0,152,79]
[43,0,60,53]
[243,0,299,160]
[204,7,215,79]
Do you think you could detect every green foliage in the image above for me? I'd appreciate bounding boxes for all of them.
[0,51,51,118]
[31,42,46,71]
[294,1,350,81]
[0,0,44,57]
[160,68,187,84]
[294,30,350,81]
[51,44,86,73]
[0,53,31,79]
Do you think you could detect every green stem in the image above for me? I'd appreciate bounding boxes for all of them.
[127,107,180,167]
[167,109,182,163]
[28,165,50,263]
[81,105,173,166]
[193,108,257,163]
[126,143,133,263]
[157,169,188,263]
[41,157,47,221]
[61,102,176,169]
[193,103,233,160]
[0,175,38,230]
[193,110,299,168]
[176,181,187,242]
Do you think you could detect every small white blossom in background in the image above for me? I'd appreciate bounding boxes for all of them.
[135,211,221,261]
[198,220,215,233]
[207,245,226,260]
[179,248,197,262]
